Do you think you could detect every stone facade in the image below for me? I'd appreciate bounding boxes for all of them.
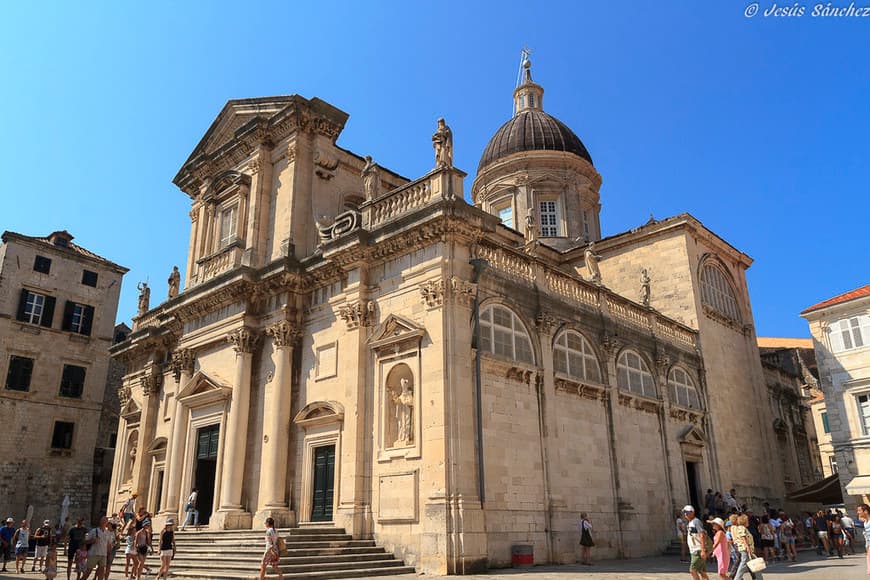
[109,65,793,573]
[0,231,127,526]
[802,284,870,512]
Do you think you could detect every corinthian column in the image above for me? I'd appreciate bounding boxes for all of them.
[255,319,300,527]
[214,327,259,529]
[160,349,195,518]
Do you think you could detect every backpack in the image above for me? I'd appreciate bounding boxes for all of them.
[276,535,287,556]
[702,531,714,554]
[85,528,99,551]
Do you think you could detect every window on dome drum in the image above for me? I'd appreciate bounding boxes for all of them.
[830,316,870,353]
[479,305,534,364]
[617,350,656,398]
[699,263,741,322]
[5,356,34,392]
[668,367,701,409]
[219,205,238,248]
[539,200,560,237]
[61,301,94,336]
[496,204,514,229]
[16,289,56,328]
[553,331,601,383]
[59,364,86,398]
[33,255,51,274]
[51,421,75,450]
[81,270,98,287]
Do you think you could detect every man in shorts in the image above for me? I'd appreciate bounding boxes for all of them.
[0,518,15,572]
[65,518,87,580]
[82,516,114,580]
[33,519,52,572]
[683,505,709,580]
[842,510,857,555]
[814,510,832,555]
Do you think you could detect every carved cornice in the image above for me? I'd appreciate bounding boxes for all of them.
[265,319,302,349]
[617,391,661,415]
[419,276,476,309]
[506,367,535,385]
[669,406,703,425]
[227,327,260,354]
[554,376,607,404]
[338,300,375,330]
[171,349,196,381]
[536,311,560,335]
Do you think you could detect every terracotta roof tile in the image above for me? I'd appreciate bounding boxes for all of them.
[802,283,870,315]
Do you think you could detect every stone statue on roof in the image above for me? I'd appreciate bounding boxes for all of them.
[167,266,181,299]
[432,118,453,169]
[584,243,602,284]
[640,268,651,306]
[136,282,150,316]
[361,155,380,201]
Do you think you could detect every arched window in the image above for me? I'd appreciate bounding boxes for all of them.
[616,350,656,398]
[668,367,701,409]
[700,262,741,323]
[553,330,601,383]
[480,305,534,364]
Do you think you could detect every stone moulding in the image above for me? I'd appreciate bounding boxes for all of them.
[554,376,607,403]
[668,406,703,425]
[617,391,661,415]
[418,276,476,309]
[338,299,375,330]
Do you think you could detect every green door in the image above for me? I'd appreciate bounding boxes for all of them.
[311,445,335,522]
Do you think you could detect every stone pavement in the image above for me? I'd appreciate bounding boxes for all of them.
[0,552,864,579]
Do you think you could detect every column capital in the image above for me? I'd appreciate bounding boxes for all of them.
[227,327,260,354]
[170,349,196,381]
[140,372,162,397]
[265,319,302,349]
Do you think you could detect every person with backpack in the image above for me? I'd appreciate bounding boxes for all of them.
[683,505,709,580]
[33,519,52,572]
[578,512,594,565]
[259,517,284,580]
[133,521,152,580]
[81,516,114,580]
[180,488,199,531]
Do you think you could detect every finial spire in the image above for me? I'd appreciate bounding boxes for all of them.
[513,47,543,116]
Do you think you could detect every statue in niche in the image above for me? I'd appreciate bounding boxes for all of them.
[127,440,138,481]
[640,268,651,306]
[525,206,537,242]
[432,118,453,169]
[167,266,181,299]
[390,377,414,446]
[361,155,380,201]
[584,242,602,284]
[136,282,150,316]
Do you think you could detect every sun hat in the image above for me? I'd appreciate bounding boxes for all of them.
[5,517,13,523]
[166,518,175,525]
[683,505,695,513]
[708,517,725,528]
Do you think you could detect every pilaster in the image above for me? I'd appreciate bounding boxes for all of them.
[160,349,195,518]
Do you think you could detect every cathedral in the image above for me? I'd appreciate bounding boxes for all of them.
[109,60,790,573]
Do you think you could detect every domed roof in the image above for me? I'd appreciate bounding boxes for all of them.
[478,109,593,172]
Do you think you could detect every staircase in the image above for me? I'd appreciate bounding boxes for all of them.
[169,526,414,579]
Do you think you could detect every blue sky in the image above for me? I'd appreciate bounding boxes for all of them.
[1,1,867,337]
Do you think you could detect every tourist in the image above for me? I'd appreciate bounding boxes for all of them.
[74,544,88,580]
[53,522,65,549]
[705,489,716,515]
[726,515,740,578]
[65,518,87,580]
[156,519,176,579]
[105,521,121,580]
[708,517,729,580]
[842,511,857,554]
[803,512,816,549]
[34,519,53,572]
[779,512,797,562]
[13,519,30,574]
[683,505,709,580]
[732,514,763,580]
[831,514,849,559]
[44,545,58,580]
[134,521,152,580]
[758,515,775,562]
[134,506,151,531]
[259,517,284,580]
[856,503,870,575]
[579,512,594,565]
[676,510,688,562]
[124,523,137,579]
[768,511,781,560]
[122,492,137,526]
[180,488,199,531]
[82,516,114,580]
[813,510,832,555]
[714,492,725,516]
[1,517,16,573]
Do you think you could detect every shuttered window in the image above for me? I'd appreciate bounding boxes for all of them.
[61,301,94,336]
[16,289,56,328]
[5,356,34,392]
[829,316,870,353]
[59,365,86,398]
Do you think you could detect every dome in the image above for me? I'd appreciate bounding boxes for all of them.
[477,109,593,172]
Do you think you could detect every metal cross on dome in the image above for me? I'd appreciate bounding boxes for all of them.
[516,46,532,88]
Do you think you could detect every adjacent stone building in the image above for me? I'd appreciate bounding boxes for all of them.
[802,283,870,512]
[0,230,127,525]
[109,61,794,572]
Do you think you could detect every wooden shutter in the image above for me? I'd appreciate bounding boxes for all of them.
[81,305,95,336]
[16,289,29,321]
[61,301,75,331]
[40,296,56,328]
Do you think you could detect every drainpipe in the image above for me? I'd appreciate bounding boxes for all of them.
[470,258,488,505]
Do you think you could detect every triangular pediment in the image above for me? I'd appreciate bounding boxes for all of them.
[294,400,345,428]
[121,397,141,421]
[368,314,426,351]
[177,370,231,406]
[678,425,706,446]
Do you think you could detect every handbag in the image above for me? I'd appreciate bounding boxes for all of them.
[580,521,594,547]
[747,556,767,572]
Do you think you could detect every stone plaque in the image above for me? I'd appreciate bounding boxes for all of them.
[378,471,417,522]
[315,342,338,380]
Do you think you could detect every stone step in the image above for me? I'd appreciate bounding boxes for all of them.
[174,552,396,565]
[174,534,356,545]
[170,548,389,561]
[173,540,376,551]
[173,527,343,535]
[170,565,416,580]
[171,557,407,574]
